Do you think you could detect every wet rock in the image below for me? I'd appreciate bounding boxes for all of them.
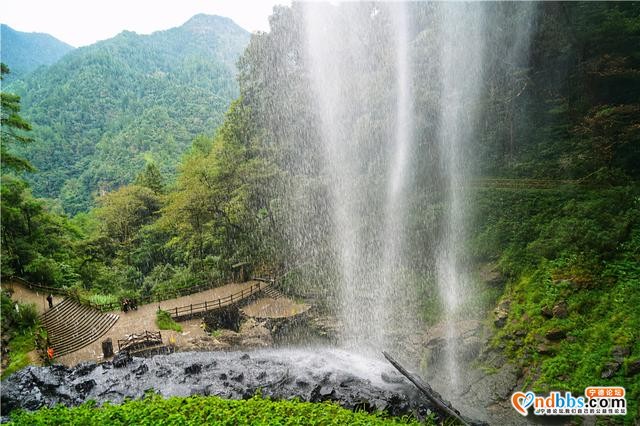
[537,344,554,355]
[184,363,202,375]
[112,351,132,368]
[480,263,505,287]
[155,366,171,378]
[626,359,640,377]
[424,336,446,348]
[1,349,436,420]
[552,301,568,319]
[74,380,96,394]
[133,364,149,377]
[239,319,272,348]
[460,337,482,362]
[311,384,335,402]
[493,300,510,328]
[73,362,98,377]
[540,306,553,319]
[216,330,242,346]
[601,362,621,379]
[381,372,404,384]
[30,367,63,388]
[545,329,566,341]
[240,354,250,360]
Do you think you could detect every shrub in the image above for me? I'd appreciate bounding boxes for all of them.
[155,310,182,332]
[6,394,426,425]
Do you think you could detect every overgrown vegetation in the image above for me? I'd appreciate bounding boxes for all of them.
[155,310,182,332]
[6,394,427,425]
[0,291,43,379]
[470,186,640,424]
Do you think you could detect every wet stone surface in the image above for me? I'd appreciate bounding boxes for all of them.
[1,348,435,420]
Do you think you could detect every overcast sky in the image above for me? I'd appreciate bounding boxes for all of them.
[2,0,291,47]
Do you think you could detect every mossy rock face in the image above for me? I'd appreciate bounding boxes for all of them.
[544,329,566,341]
[626,359,640,377]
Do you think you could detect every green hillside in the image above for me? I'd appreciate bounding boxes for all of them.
[0,24,74,82]
[8,14,250,214]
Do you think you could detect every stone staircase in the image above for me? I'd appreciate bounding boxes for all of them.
[40,298,119,358]
[262,286,284,299]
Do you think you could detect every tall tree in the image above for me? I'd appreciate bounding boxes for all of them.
[1,63,34,173]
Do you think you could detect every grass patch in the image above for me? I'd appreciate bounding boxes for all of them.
[155,310,182,332]
[1,327,38,379]
[6,394,429,425]
[86,293,119,306]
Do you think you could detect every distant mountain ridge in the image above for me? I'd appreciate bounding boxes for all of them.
[0,24,74,82]
[7,15,250,214]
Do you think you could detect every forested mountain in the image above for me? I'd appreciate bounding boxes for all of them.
[7,14,250,213]
[1,3,638,422]
[0,24,74,82]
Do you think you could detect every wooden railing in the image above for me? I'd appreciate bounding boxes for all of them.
[117,330,162,351]
[4,274,267,315]
[167,281,265,319]
[4,275,68,296]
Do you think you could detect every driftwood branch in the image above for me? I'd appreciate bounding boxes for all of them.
[382,351,475,426]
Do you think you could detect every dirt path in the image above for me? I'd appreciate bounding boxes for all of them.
[2,281,64,315]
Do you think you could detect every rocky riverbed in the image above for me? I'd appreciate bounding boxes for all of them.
[2,348,438,421]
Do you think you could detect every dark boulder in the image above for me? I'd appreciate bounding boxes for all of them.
[74,380,96,394]
[601,362,621,379]
[537,344,554,355]
[545,329,566,341]
[552,301,568,319]
[626,359,640,377]
[184,364,202,375]
[112,351,132,368]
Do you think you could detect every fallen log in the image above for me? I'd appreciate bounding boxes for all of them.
[383,351,484,426]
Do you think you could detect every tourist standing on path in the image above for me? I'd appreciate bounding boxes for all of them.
[47,294,54,309]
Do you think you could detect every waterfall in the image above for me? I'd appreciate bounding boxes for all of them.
[293,4,536,402]
[302,2,416,353]
[435,2,486,394]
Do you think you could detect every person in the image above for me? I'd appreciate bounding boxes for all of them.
[122,299,129,313]
[47,294,54,309]
[47,347,54,362]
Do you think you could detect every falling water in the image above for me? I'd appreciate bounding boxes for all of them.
[303,2,369,349]
[293,3,537,403]
[302,3,416,353]
[435,3,487,394]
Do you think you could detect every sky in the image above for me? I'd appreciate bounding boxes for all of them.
[2,0,291,47]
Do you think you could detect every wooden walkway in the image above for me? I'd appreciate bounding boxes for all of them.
[167,281,267,320]
[3,279,312,366]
